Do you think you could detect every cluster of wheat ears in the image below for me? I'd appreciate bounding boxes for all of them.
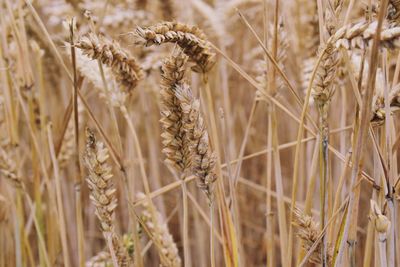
[2,0,400,266]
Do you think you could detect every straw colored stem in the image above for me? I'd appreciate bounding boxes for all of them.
[120,105,151,194]
[69,21,85,267]
[271,105,288,267]
[210,202,215,267]
[47,124,71,267]
[23,193,51,267]
[106,234,119,267]
[318,103,329,267]
[181,179,191,267]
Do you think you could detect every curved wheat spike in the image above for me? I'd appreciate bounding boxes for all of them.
[135,22,216,73]
[76,33,143,94]
[333,20,400,50]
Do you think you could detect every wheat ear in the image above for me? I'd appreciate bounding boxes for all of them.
[85,251,112,267]
[293,207,332,265]
[83,128,130,267]
[137,192,181,267]
[0,147,23,189]
[175,84,217,204]
[160,53,192,174]
[388,0,400,25]
[86,234,134,267]
[333,20,400,50]
[160,52,217,201]
[76,33,143,94]
[136,22,216,73]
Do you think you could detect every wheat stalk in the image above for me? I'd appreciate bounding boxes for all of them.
[310,42,339,266]
[58,99,84,168]
[159,51,217,266]
[370,200,391,267]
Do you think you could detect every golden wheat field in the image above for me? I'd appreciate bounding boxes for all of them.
[1,0,400,266]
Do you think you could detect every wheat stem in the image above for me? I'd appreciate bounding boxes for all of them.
[335,1,389,265]
[181,179,191,267]
[210,202,215,267]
